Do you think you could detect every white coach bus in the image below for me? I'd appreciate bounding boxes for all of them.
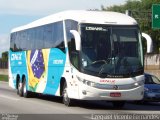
[9,10,151,108]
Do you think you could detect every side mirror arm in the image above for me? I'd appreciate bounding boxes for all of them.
[142,33,153,53]
[70,30,81,51]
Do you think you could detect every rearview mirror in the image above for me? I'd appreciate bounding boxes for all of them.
[70,30,81,51]
[142,33,153,53]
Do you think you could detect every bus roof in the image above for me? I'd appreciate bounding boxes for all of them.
[11,10,138,33]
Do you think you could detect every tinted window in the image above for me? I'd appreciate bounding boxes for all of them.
[145,75,160,84]
[10,33,15,51]
[35,27,44,49]
[53,22,64,50]
[27,29,33,50]
[65,20,78,67]
[44,21,64,51]
[10,21,65,51]
[145,75,153,84]
[14,32,20,51]
[65,20,78,54]
[20,31,27,50]
[44,24,53,48]
[144,74,160,84]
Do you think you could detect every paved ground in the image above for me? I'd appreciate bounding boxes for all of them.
[0,81,160,120]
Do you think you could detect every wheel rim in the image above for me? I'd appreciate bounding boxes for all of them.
[23,82,26,95]
[63,88,68,102]
[63,87,70,106]
[18,82,21,93]
[18,81,23,96]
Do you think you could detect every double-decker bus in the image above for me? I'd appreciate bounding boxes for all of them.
[9,10,150,108]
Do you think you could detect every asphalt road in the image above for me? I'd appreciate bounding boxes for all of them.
[0,81,160,120]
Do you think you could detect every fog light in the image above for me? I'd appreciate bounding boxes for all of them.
[82,90,87,95]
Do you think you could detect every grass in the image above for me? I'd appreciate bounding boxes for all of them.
[0,75,8,82]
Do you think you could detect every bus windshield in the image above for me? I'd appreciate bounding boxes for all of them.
[80,24,143,78]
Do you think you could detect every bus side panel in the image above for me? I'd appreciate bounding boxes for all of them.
[9,50,28,89]
[26,48,66,95]
[43,48,66,95]
[27,49,49,93]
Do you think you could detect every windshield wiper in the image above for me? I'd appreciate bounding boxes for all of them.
[98,64,107,76]
[98,58,112,76]
[89,60,107,66]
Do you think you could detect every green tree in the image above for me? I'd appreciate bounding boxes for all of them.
[102,0,160,53]
[1,51,8,62]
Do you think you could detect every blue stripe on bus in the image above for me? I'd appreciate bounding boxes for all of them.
[43,48,66,95]
[9,50,28,88]
[10,48,66,95]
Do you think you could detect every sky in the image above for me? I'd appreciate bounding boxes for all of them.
[0,0,127,57]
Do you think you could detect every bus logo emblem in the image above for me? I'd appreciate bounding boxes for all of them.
[113,85,119,90]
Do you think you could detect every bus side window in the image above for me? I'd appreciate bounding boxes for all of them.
[65,19,78,64]
[71,51,79,69]
[68,37,78,68]
[53,21,65,52]
[70,38,76,52]
[10,33,15,51]
[14,32,20,51]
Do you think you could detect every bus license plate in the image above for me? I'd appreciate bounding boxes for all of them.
[110,92,121,97]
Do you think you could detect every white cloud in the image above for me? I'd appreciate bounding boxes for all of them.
[0,0,126,15]
[0,34,10,55]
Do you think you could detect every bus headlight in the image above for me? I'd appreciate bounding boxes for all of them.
[134,80,144,87]
[76,76,97,87]
[76,76,112,89]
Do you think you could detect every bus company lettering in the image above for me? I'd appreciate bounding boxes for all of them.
[86,27,107,31]
[11,53,22,61]
[100,79,115,83]
[53,60,63,64]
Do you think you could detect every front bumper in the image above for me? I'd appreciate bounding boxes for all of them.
[78,84,144,100]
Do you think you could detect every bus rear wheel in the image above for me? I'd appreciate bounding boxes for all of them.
[22,78,30,98]
[62,82,73,106]
[17,81,23,97]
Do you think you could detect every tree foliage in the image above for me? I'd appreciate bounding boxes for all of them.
[1,51,8,62]
[102,0,160,53]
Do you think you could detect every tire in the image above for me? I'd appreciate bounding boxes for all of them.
[112,101,125,109]
[17,82,19,95]
[17,81,23,97]
[62,82,73,106]
[23,78,30,98]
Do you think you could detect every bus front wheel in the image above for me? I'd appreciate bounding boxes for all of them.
[62,82,73,106]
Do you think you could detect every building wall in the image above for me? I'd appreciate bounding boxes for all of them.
[145,54,160,70]
[144,54,160,79]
